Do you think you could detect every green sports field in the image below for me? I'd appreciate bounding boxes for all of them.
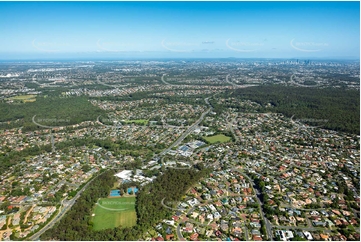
[203,134,231,144]
[92,197,137,231]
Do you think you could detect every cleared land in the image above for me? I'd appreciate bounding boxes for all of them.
[203,134,231,144]
[92,197,136,231]
[7,94,37,102]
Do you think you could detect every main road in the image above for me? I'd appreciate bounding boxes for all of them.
[226,114,240,143]
[225,74,257,88]
[230,168,273,240]
[161,73,175,86]
[28,170,106,241]
[159,96,212,156]
[32,115,57,129]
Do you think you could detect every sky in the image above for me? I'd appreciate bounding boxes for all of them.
[0,1,359,60]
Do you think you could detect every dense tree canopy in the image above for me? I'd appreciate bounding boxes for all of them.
[0,96,105,131]
[212,86,360,134]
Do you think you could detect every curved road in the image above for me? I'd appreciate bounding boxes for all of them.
[225,74,258,88]
[96,115,117,129]
[32,115,57,129]
[161,73,175,86]
[176,222,185,241]
[289,74,322,88]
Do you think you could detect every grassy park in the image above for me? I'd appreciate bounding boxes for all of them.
[92,197,136,231]
[203,134,231,144]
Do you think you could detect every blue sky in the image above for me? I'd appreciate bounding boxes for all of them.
[0,1,359,59]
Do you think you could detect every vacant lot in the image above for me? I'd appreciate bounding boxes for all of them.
[203,134,231,144]
[7,94,37,102]
[92,197,136,231]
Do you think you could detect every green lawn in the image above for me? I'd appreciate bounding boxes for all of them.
[92,197,136,231]
[123,119,148,125]
[203,134,231,144]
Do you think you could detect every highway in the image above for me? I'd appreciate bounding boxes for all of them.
[225,74,258,88]
[96,76,127,88]
[289,74,322,88]
[161,73,175,86]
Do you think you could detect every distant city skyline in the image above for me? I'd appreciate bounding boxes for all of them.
[0,1,359,60]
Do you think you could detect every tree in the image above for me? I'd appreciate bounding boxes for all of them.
[291,235,308,241]
[81,164,92,173]
[0,200,10,212]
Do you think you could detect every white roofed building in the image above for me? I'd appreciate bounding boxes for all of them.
[114,170,133,180]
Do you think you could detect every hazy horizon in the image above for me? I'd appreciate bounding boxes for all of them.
[0,1,359,60]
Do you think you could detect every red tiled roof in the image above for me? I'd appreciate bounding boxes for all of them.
[166,234,174,241]
[252,235,262,241]
[190,233,199,241]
